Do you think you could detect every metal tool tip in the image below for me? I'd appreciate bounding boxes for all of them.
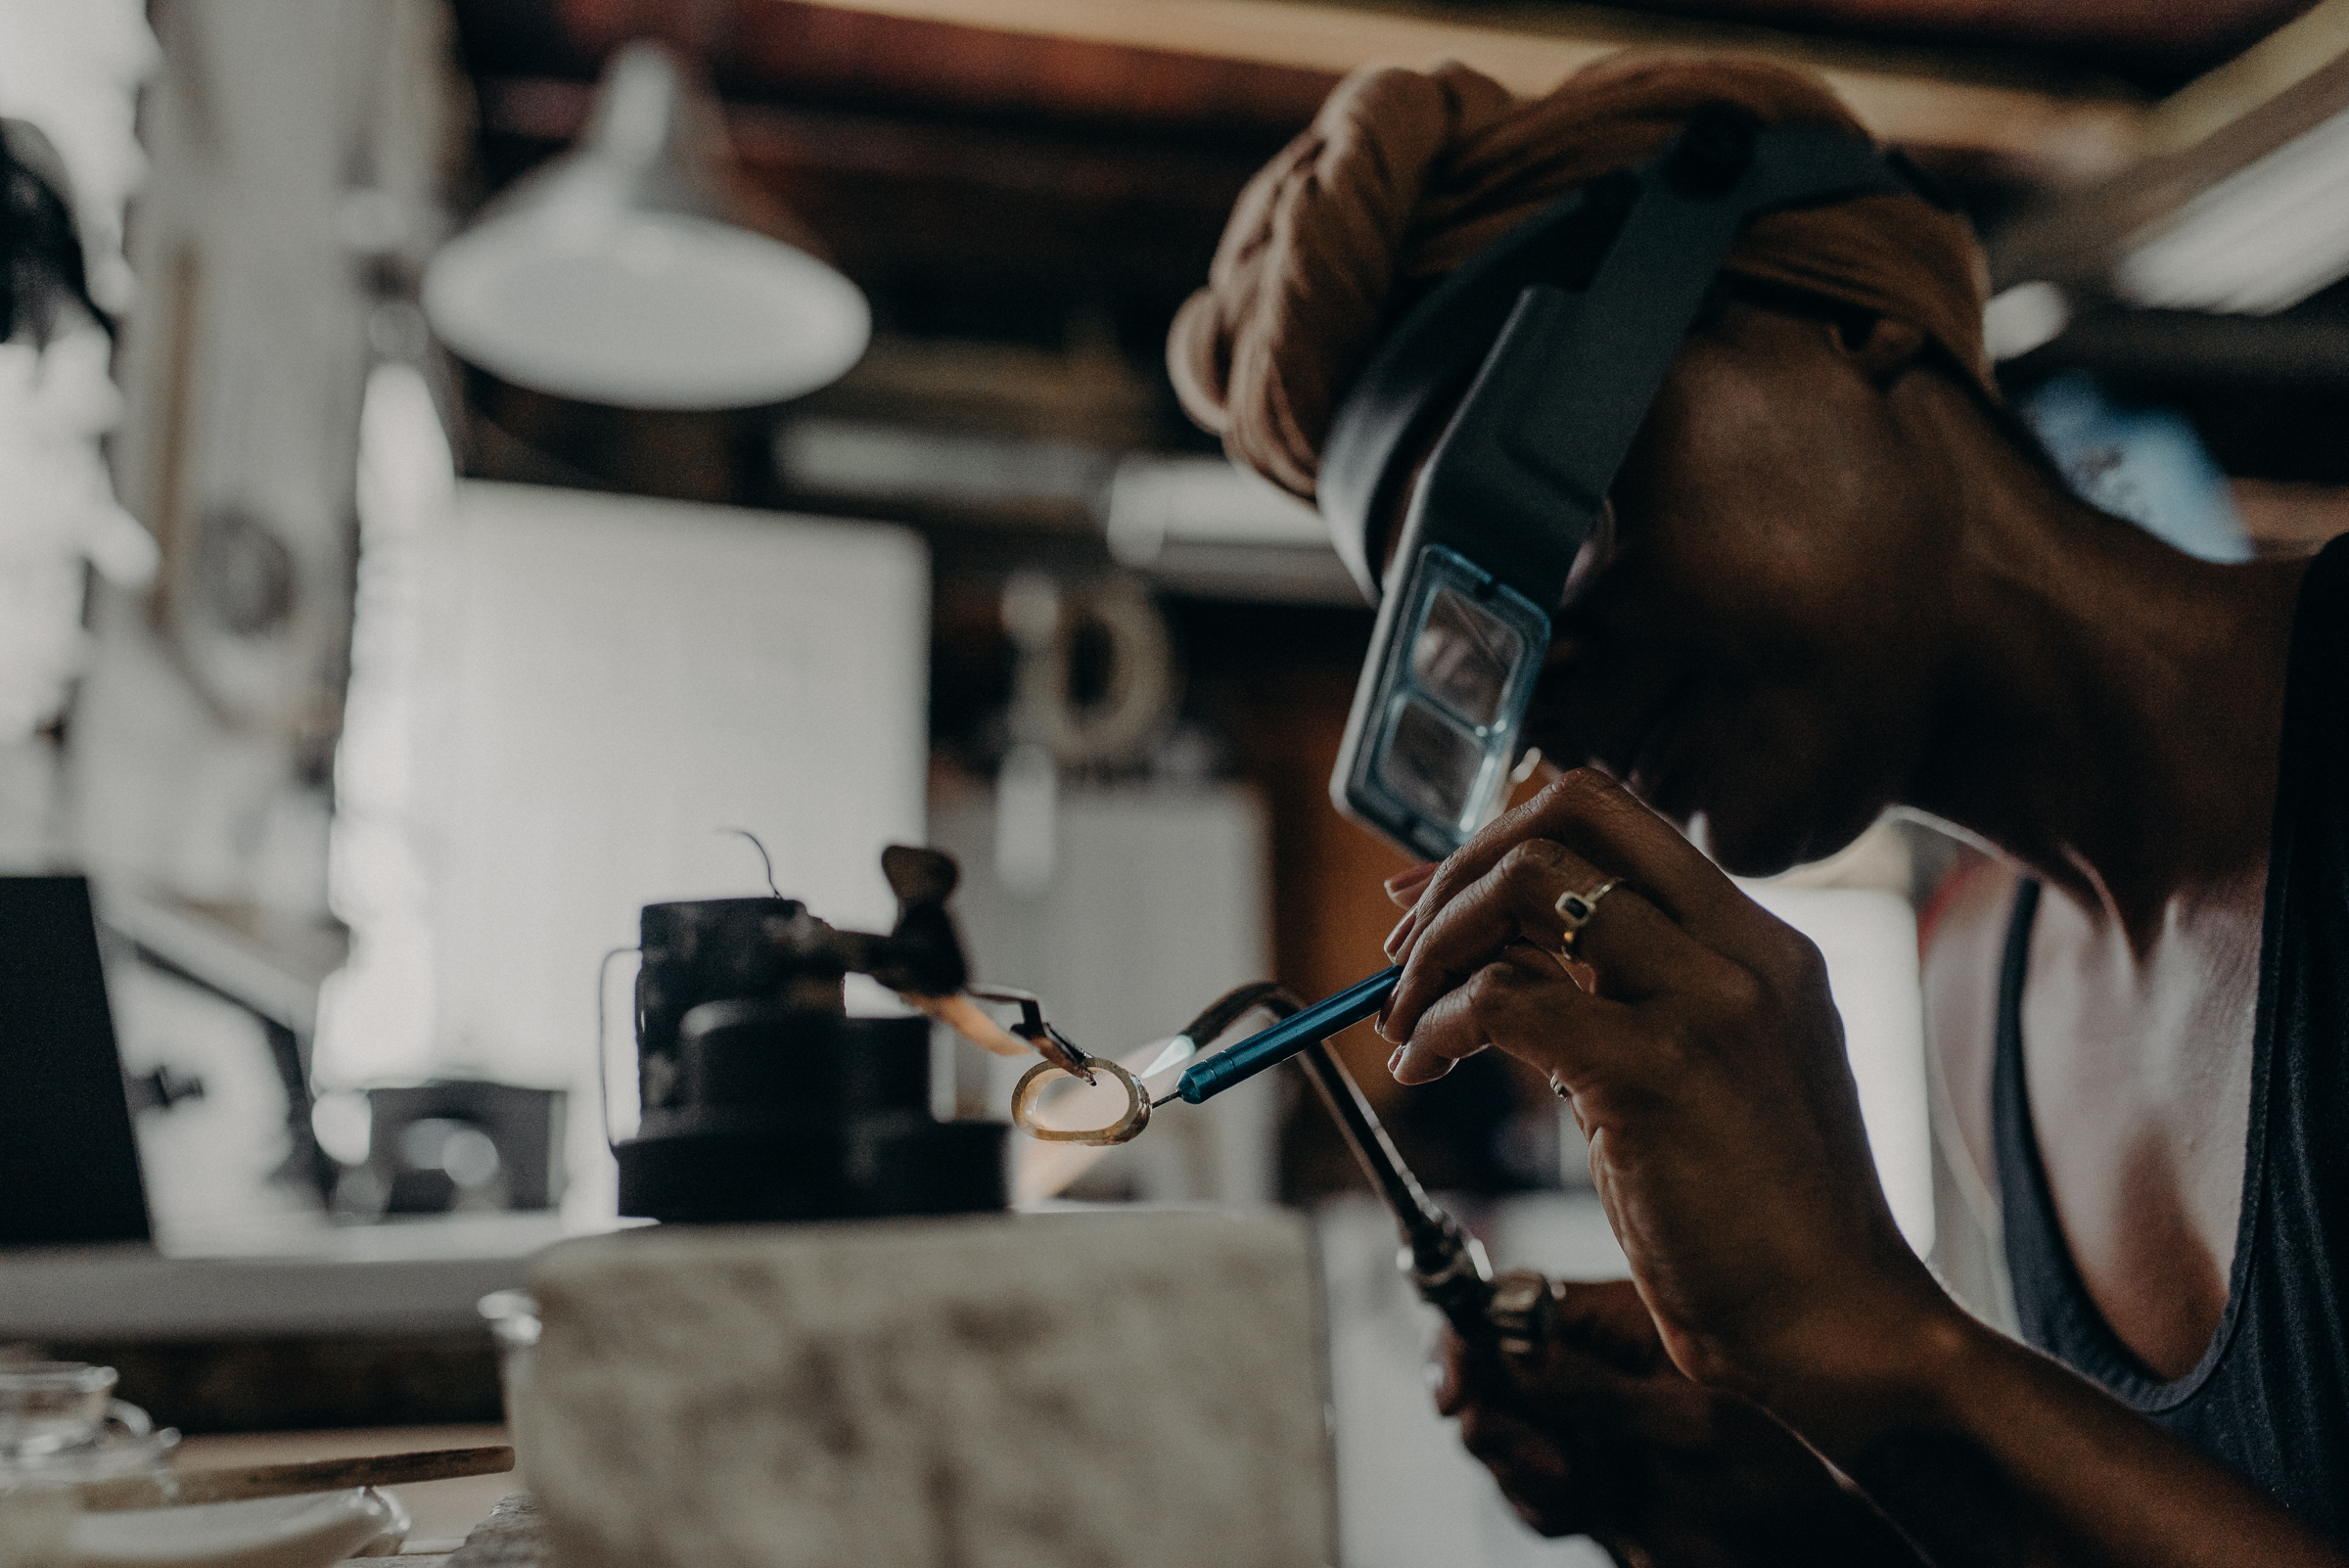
[1150,1092,1177,1108]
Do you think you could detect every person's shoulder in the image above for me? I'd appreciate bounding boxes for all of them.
[1919,847,2025,1205]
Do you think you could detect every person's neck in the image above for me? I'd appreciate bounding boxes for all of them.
[1902,415,2304,952]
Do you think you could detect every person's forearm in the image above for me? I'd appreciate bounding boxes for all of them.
[1652,1390,1924,1567]
[1759,1310,2343,1567]
[1628,1464,1922,1568]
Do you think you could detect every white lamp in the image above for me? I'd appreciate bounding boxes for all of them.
[422,41,869,410]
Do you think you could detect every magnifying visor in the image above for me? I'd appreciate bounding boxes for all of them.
[1317,107,1944,859]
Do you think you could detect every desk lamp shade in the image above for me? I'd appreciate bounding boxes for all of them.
[423,41,869,410]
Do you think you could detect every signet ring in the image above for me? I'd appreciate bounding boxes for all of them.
[1554,878,1624,959]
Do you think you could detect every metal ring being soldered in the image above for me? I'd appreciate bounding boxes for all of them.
[1554,877,1624,960]
[1011,1055,1152,1145]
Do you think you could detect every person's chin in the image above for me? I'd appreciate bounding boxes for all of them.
[1577,732,1832,876]
[1668,767,1849,878]
[1624,774,1798,877]
[1698,816,1808,879]
[1712,792,1884,879]
[1632,741,1749,851]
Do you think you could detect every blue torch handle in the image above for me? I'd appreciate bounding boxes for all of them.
[1171,966,1403,1105]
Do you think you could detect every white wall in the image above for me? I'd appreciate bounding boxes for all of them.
[316,477,929,1219]
[1743,886,1934,1256]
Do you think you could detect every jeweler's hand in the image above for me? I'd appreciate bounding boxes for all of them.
[1437,1278,1920,1565]
[1379,767,1943,1399]
[1385,767,2348,1568]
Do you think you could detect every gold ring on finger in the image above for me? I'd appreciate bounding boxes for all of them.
[1554,877,1623,960]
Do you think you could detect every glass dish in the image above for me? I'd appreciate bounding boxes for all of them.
[0,1362,178,1484]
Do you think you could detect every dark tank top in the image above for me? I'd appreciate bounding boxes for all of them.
[1992,534,2349,1536]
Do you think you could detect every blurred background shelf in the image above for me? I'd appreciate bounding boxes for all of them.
[0,1217,562,1342]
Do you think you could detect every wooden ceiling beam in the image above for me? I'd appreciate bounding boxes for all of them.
[531,0,1333,137]
[776,0,2152,176]
[2147,0,2349,151]
[1987,0,2349,289]
[1552,0,2317,84]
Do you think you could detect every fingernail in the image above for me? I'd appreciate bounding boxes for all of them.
[1385,1046,1404,1075]
[1383,913,1413,958]
[1398,1046,1456,1085]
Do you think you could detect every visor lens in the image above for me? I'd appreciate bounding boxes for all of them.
[1333,544,1552,860]
[1411,586,1522,727]
[1382,698,1486,826]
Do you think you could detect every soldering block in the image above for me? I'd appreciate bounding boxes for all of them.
[522,1210,1334,1568]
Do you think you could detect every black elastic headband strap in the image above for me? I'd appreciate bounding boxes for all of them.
[1320,111,1933,603]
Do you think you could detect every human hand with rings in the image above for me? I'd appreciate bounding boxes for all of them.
[1377,766,1947,1407]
